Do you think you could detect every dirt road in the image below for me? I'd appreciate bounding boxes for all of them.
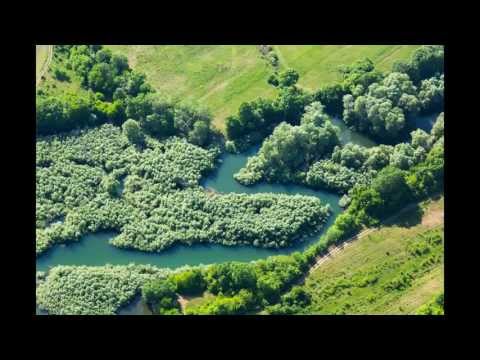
[36,45,53,86]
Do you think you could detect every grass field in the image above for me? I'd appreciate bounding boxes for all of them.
[303,196,444,315]
[106,45,420,132]
[106,45,277,131]
[275,45,421,91]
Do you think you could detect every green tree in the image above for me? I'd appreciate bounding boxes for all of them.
[188,120,211,147]
[172,269,206,296]
[122,119,144,145]
[278,68,299,87]
[88,63,116,96]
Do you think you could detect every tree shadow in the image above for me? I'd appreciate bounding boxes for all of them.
[384,204,424,228]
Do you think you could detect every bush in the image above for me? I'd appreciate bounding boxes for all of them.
[172,269,206,296]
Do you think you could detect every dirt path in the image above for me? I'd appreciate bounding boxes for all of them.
[36,45,53,86]
[177,295,188,314]
[421,208,444,227]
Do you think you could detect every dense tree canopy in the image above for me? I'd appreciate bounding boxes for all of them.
[393,45,444,84]
[37,45,214,146]
[234,104,340,185]
[36,124,332,255]
[343,72,423,142]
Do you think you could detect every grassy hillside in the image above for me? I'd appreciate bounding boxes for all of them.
[303,196,444,315]
[106,45,420,132]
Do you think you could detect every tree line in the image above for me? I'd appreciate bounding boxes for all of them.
[37,45,215,148]
[225,46,444,151]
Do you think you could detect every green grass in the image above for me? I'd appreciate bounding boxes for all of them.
[37,50,88,97]
[106,45,277,131]
[275,45,421,91]
[303,196,444,315]
[183,292,216,312]
[106,45,420,132]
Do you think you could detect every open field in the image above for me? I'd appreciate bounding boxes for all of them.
[106,45,276,131]
[106,45,420,132]
[275,45,420,91]
[303,196,444,315]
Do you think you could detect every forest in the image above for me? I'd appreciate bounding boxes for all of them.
[36,45,444,315]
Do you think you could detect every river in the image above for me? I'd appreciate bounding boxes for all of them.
[36,147,343,272]
[36,112,441,273]
[36,119,381,272]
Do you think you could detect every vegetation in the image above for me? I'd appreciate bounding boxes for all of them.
[225,86,311,151]
[343,46,444,143]
[233,102,339,185]
[105,45,418,132]
[416,293,444,315]
[287,199,444,315]
[36,45,216,147]
[36,45,443,316]
[392,45,444,84]
[36,264,174,315]
[142,278,181,314]
[36,124,331,255]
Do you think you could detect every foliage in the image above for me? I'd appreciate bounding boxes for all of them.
[416,293,444,315]
[205,262,257,296]
[185,289,256,315]
[343,72,421,142]
[37,45,214,147]
[234,104,340,185]
[225,85,311,150]
[122,119,145,145]
[171,269,206,296]
[278,68,299,87]
[393,45,444,84]
[313,83,346,116]
[142,278,181,314]
[36,264,172,315]
[418,75,444,114]
[36,124,331,255]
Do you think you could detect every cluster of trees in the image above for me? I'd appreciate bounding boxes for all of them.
[36,124,331,256]
[234,104,443,198]
[225,84,311,152]
[62,45,150,99]
[226,46,443,151]
[341,46,444,142]
[304,118,440,195]
[264,286,312,314]
[268,68,300,88]
[36,264,173,315]
[234,102,340,185]
[312,135,443,248]
[392,45,444,84]
[142,278,181,315]
[312,58,384,117]
[142,252,311,315]
[37,45,215,147]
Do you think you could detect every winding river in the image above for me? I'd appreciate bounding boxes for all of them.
[36,120,379,273]
[36,112,440,273]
